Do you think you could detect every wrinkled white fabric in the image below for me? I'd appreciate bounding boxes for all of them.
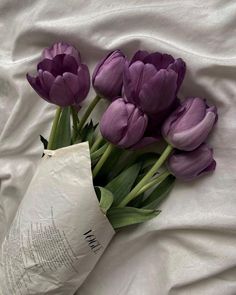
[0,1,236,294]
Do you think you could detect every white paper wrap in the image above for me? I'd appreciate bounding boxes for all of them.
[0,142,115,295]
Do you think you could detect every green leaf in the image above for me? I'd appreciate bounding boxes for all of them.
[105,163,142,206]
[52,106,71,149]
[108,150,137,178]
[80,120,98,147]
[141,175,175,209]
[128,193,144,208]
[95,186,114,214]
[107,207,160,229]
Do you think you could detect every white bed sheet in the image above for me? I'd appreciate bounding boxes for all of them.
[0,1,236,294]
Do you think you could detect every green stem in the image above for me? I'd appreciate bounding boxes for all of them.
[91,143,108,162]
[77,95,101,133]
[90,134,104,153]
[118,144,173,207]
[93,143,114,178]
[136,170,170,197]
[71,106,79,143]
[47,107,62,150]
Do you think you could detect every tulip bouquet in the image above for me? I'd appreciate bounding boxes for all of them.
[0,42,218,295]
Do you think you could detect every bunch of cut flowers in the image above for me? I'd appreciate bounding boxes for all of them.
[0,42,217,295]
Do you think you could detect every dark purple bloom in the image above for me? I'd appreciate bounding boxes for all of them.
[167,143,216,181]
[100,98,148,148]
[162,97,217,151]
[92,50,126,101]
[123,50,186,115]
[27,42,90,107]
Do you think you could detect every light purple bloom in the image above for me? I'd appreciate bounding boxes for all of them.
[100,98,148,148]
[42,42,81,63]
[162,97,217,151]
[92,50,126,101]
[167,143,216,181]
[27,42,90,107]
[123,50,186,115]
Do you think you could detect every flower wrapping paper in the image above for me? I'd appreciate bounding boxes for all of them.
[0,143,115,295]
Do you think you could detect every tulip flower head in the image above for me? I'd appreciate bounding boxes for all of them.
[167,143,216,181]
[27,42,90,107]
[162,97,217,151]
[100,98,148,148]
[123,50,186,115]
[92,50,126,101]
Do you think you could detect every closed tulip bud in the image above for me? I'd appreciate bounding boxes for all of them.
[100,98,148,148]
[92,50,126,101]
[123,50,186,116]
[162,97,218,151]
[27,42,90,107]
[167,144,216,181]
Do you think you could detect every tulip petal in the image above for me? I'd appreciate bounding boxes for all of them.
[63,43,81,63]
[125,62,157,104]
[49,76,74,106]
[161,105,186,137]
[143,52,175,70]
[39,55,79,76]
[93,55,124,100]
[37,58,54,73]
[123,61,134,102]
[62,72,80,96]
[167,144,215,181]
[125,61,158,105]
[172,111,217,151]
[100,98,129,144]
[140,63,158,89]
[200,159,216,174]
[38,57,63,77]
[119,109,148,148]
[92,50,124,82]
[129,50,149,64]
[168,58,186,91]
[38,70,55,93]
[42,42,81,63]
[26,73,50,101]
[62,55,78,74]
[92,52,111,84]
[173,97,207,132]
[76,64,90,102]
[42,48,54,60]
[139,69,177,114]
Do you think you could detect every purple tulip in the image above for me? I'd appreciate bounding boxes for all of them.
[123,50,186,115]
[27,42,90,107]
[100,98,148,148]
[167,143,216,181]
[92,50,126,101]
[162,97,217,151]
